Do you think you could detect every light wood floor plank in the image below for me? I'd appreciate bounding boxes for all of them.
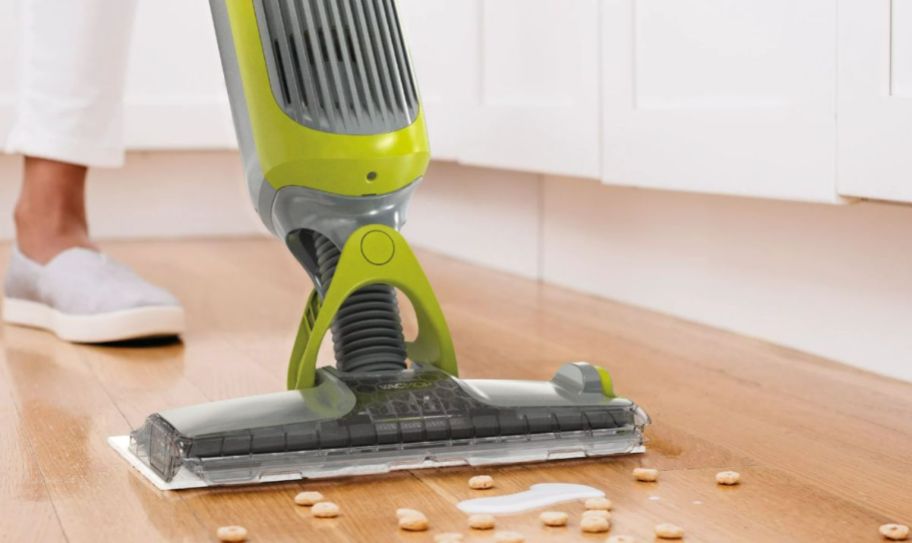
[0,343,68,542]
[1,327,210,542]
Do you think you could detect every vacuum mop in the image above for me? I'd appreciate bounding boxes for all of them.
[110,0,649,489]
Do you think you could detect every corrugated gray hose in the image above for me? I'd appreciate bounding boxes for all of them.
[313,232,408,373]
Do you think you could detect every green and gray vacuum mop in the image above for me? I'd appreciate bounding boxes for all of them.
[109,0,648,489]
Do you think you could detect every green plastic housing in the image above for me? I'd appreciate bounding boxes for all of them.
[224,0,431,197]
[288,225,458,389]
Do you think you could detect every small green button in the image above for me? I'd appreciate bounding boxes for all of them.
[361,230,395,265]
[594,366,616,397]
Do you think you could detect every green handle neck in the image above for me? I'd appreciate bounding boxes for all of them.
[287,225,458,389]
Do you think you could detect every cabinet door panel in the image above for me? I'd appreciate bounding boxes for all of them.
[603,0,839,202]
[397,0,480,161]
[461,0,601,179]
[837,0,912,203]
[124,0,234,148]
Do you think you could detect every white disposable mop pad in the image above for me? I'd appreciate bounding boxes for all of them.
[108,435,209,491]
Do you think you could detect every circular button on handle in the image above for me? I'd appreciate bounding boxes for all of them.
[360,230,395,265]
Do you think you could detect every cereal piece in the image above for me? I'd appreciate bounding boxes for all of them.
[633,467,659,482]
[880,524,910,541]
[468,474,495,490]
[311,501,340,518]
[399,514,429,532]
[216,525,247,542]
[294,490,324,506]
[539,511,569,527]
[434,533,465,542]
[607,536,636,543]
[715,470,741,486]
[582,509,611,520]
[396,508,424,519]
[468,513,496,530]
[655,523,685,539]
[580,515,611,533]
[584,497,613,511]
[493,531,525,543]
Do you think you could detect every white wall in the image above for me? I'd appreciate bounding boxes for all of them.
[408,162,542,279]
[410,163,912,384]
[541,177,912,383]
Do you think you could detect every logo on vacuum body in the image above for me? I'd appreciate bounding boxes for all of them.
[377,381,429,391]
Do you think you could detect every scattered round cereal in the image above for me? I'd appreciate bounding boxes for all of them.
[580,515,611,533]
[493,531,525,543]
[582,509,611,520]
[715,470,741,486]
[434,532,465,542]
[216,525,247,542]
[633,467,659,482]
[469,475,495,490]
[584,496,613,510]
[879,523,910,541]
[607,536,636,543]
[294,490,324,506]
[539,511,569,527]
[311,501,340,518]
[396,508,424,519]
[468,513,496,530]
[655,523,685,539]
[399,514,429,532]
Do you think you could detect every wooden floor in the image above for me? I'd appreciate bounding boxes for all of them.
[1,239,910,543]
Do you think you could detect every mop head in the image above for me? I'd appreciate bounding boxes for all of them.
[110,362,648,490]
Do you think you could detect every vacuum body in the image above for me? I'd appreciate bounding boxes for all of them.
[120,0,649,488]
[212,0,427,248]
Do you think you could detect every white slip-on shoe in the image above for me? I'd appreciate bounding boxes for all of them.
[2,246,185,343]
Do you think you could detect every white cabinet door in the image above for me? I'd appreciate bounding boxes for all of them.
[460,0,601,179]
[837,0,912,203]
[602,0,840,202]
[124,0,234,149]
[396,0,481,162]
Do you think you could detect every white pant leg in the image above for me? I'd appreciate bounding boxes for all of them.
[5,0,138,168]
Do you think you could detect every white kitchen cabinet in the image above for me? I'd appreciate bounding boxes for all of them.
[124,0,234,149]
[396,0,480,162]
[601,0,841,203]
[837,0,912,203]
[400,0,601,178]
[4,0,908,205]
[461,0,602,179]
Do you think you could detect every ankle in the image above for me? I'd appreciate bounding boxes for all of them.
[14,204,96,264]
[15,233,96,265]
[14,156,96,264]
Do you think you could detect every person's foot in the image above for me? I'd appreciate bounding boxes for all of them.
[2,245,185,343]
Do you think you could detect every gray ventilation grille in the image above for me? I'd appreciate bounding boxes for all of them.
[255,0,420,135]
